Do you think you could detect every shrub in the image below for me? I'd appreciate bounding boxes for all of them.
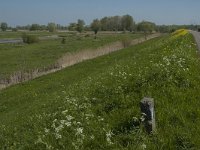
[61,38,66,44]
[22,33,39,44]
[76,36,82,40]
[85,34,90,37]
[121,37,132,48]
[12,28,18,32]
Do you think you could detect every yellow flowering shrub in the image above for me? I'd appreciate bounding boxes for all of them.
[171,29,188,38]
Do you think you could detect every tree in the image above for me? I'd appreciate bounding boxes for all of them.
[30,24,40,31]
[100,16,122,31]
[16,25,31,30]
[91,19,101,39]
[1,22,8,31]
[68,23,77,31]
[40,25,47,30]
[76,19,85,33]
[112,16,122,31]
[157,25,170,33]
[100,17,109,31]
[137,21,156,39]
[121,15,135,32]
[48,22,56,32]
[137,21,156,33]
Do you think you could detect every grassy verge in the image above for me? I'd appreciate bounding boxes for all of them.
[0,30,200,149]
[0,32,142,79]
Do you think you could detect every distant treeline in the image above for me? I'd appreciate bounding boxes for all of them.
[1,14,200,33]
[157,24,200,33]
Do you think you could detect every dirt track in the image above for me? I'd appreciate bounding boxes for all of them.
[0,33,161,90]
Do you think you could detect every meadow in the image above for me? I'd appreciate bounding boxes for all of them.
[0,30,200,149]
[0,31,63,39]
[0,32,142,80]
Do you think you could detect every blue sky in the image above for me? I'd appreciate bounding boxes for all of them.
[0,0,199,27]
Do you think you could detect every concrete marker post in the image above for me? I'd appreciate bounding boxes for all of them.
[140,97,156,134]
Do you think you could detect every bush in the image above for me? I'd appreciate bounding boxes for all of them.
[85,34,90,37]
[22,33,39,44]
[121,37,132,48]
[12,28,18,32]
[61,38,66,44]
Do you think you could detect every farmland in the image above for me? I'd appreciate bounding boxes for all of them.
[0,30,200,149]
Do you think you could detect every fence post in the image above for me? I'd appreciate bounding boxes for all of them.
[140,97,156,134]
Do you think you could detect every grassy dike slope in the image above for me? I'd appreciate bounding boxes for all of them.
[0,30,200,149]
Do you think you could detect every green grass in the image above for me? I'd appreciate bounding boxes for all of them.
[0,31,200,149]
[0,31,70,39]
[0,31,24,39]
[0,32,142,79]
[0,31,56,39]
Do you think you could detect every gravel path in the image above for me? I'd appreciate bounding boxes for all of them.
[190,30,200,50]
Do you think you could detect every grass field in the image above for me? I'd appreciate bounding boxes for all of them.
[0,30,200,149]
[0,32,142,80]
[0,31,58,39]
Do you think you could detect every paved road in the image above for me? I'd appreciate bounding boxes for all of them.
[190,30,200,50]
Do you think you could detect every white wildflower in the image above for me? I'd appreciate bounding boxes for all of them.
[90,135,95,140]
[55,124,64,133]
[44,128,50,133]
[61,109,68,115]
[60,120,66,124]
[65,121,71,127]
[106,130,113,145]
[76,122,82,125]
[132,117,138,122]
[55,133,62,139]
[66,115,74,121]
[76,127,83,135]
[141,143,147,149]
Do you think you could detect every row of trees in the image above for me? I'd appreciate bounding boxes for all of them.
[0,22,67,32]
[1,14,200,33]
[99,15,135,31]
[68,19,85,32]
[72,15,136,34]
[157,24,200,33]
[27,23,60,32]
[89,16,156,36]
[0,15,154,33]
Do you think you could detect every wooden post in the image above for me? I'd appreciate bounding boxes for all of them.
[140,97,155,134]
